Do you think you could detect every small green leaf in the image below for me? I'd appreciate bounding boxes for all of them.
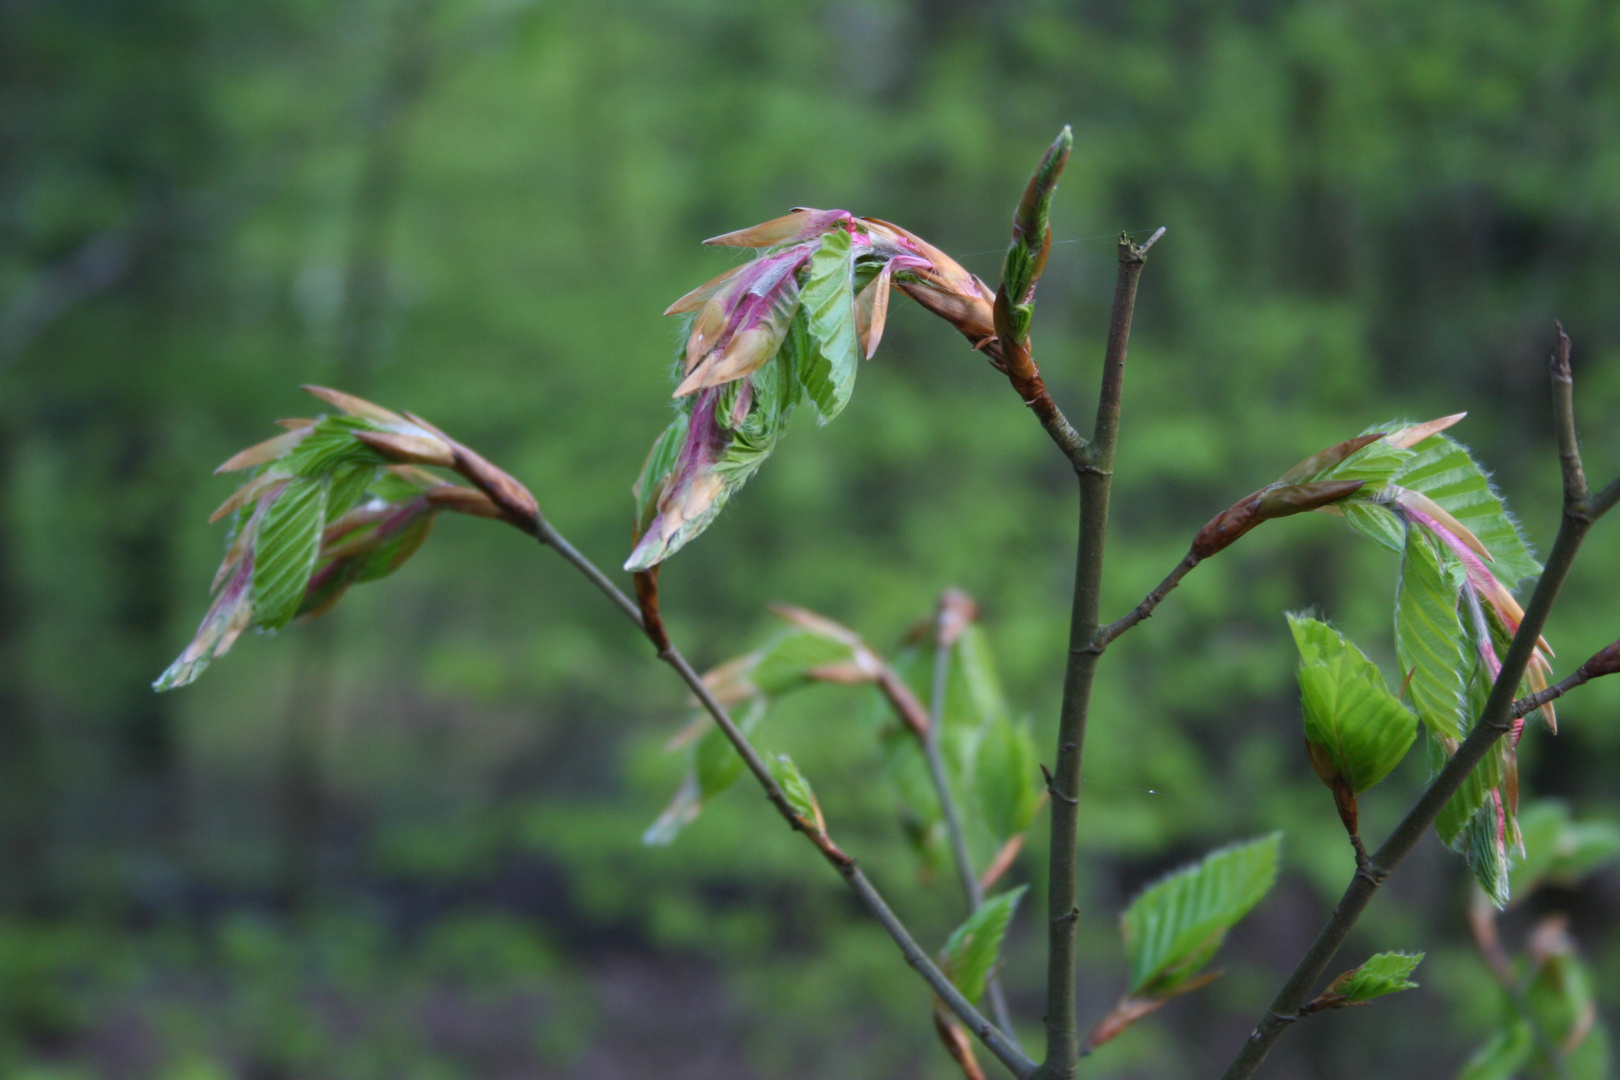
[1459,1019,1534,1080]
[252,476,329,631]
[1334,951,1423,1003]
[797,227,861,422]
[1337,500,1406,553]
[1395,528,1469,741]
[1122,834,1280,997]
[695,699,766,802]
[975,714,1041,840]
[1288,616,1418,793]
[769,753,822,832]
[942,886,1026,1005]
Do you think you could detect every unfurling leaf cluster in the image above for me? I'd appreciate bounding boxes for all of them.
[627,210,1000,571]
[1306,951,1424,1013]
[155,388,502,691]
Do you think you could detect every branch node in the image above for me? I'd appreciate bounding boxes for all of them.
[1039,764,1079,806]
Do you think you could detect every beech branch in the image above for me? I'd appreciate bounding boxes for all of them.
[455,478,1037,1077]
[1218,328,1615,1080]
[1033,233,1154,1080]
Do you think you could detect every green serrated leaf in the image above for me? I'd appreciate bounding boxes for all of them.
[1337,500,1407,552]
[694,698,767,802]
[769,753,822,831]
[327,462,380,521]
[1289,616,1417,792]
[1464,799,1512,907]
[282,415,389,476]
[1122,834,1280,997]
[1459,1019,1534,1080]
[1395,529,1469,741]
[1393,433,1541,587]
[975,714,1040,840]
[942,886,1026,1005]
[1337,951,1423,1003]
[633,413,689,536]
[797,227,861,422]
[251,476,329,631]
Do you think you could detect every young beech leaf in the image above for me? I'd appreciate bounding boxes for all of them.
[1465,799,1513,908]
[1288,616,1417,793]
[975,713,1041,841]
[252,476,330,631]
[941,886,1026,1005]
[1122,834,1280,997]
[648,699,767,845]
[1394,528,1468,741]
[797,227,861,422]
[1390,432,1541,588]
[768,754,824,833]
[1459,1019,1534,1080]
[1326,951,1424,1005]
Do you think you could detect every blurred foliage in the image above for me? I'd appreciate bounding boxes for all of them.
[5,0,1620,1076]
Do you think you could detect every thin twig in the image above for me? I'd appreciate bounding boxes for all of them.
[1217,328,1612,1080]
[928,638,984,912]
[1034,234,1152,1080]
[921,632,1021,1045]
[523,515,1036,1078]
[1095,551,1202,648]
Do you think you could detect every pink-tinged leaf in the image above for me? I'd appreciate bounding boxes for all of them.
[1526,656,1557,734]
[625,390,731,570]
[212,482,286,590]
[154,556,256,691]
[665,263,748,316]
[676,252,805,395]
[703,207,852,248]
[1390,486,1494,563]
[301,385,407,424]
[858,217,983,297]
[215,428,311,474]
[676,327,776,396]
[1385,412,1467,449]
[684,295,732,374]
[855,264,892,359]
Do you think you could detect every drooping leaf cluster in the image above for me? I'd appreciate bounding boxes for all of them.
[154,389,494,691]
[1239,414,1557,904]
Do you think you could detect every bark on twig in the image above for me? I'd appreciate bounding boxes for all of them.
[1034,234,1153,1080]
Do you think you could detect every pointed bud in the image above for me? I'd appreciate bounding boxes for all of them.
[352,429,456,468]
[1276,433,1384,484]
[301,385,407,424]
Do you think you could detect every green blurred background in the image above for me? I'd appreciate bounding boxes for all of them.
[5,1,1620,1076]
